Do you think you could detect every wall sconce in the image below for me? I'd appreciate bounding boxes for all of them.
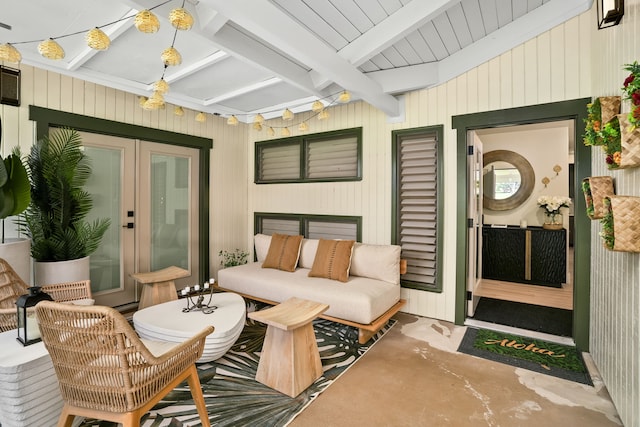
[16,287,53,346]
[597,0,624,29]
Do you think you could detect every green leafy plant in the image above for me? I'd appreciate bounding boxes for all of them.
[17,128,111,261]
[581,180,594,219]
[622,61,640,130]
[0,116,31,243]
[583,99,621,169]
[600,197,615,250]
[218,248,249,268]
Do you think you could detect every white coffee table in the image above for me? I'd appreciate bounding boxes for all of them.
[133,292,246,363]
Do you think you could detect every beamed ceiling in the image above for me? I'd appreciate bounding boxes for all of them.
[0,0,592,122]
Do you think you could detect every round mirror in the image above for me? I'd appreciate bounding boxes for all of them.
[483,150,535,211]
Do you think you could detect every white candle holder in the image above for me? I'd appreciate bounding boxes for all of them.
[181,282,217,314]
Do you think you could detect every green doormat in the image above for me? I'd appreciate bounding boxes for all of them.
[458,327,592,385]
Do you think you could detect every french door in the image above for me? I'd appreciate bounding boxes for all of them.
[81,132,199,308]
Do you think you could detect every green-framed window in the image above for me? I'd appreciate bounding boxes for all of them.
[254,212,362,241]
[255,127,362,183]
[392,125,444,292]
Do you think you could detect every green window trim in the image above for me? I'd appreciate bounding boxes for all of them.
[391,125,444,293]
[254,212,362,241]
[255,127,363,183]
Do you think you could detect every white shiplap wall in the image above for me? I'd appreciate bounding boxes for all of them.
[589,1,640,426]
[0,64,249,279]
[248,11,593,323]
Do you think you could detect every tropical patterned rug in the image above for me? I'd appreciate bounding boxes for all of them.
[458,327,592,385]
[79,300,396,427]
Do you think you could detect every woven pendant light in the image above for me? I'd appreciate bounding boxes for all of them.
[311,100,324,112]
[174,106,184,116]
[254,113,265,124]
[195,112,206,122]
[282,108,294,121]
[227,115,239,126]
[267,127,275,137]
[38,38,65,60]
[139,96,148,107]
[135,10,160,33]
[153,78,169,94]
[169,7,194,30]
[143,91,165,110]
[298,122,309,132]
[318,109,329,120]
[338,90,351,103]
[281,127,291,137]
[161,47,182,66]
[86,27,110,50]
[0,43,21,63]
[253,122,263,131]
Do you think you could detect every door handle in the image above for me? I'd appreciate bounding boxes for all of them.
[122,222,134,229]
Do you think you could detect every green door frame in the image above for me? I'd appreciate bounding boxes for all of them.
[28,105,213,283]
[451,97,591,351]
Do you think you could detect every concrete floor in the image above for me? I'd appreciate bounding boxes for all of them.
[289,313,621,427]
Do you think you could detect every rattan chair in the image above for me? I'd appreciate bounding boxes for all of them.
[36,300,214,427]
[0,258,93,332]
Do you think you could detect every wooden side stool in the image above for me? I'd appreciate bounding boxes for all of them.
[130,266,189,310]
[248,297,329,398]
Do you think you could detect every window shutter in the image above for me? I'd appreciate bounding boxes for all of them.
[398,135,438,287]
[258,143,300,181]
[260,218,300,236]
[308,220,358,240]
[307,136,358,179]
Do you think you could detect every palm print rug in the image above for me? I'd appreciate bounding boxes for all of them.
[79,300,396,427]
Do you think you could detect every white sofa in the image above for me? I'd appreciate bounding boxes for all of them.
[217,234,406,343]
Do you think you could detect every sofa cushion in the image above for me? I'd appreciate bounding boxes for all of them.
[262,233,303,272]
[298,238,319,269]
[254,234,271,262]
[308,239,355,282]
[350,243,401,285]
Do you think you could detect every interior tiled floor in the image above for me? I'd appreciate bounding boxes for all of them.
[289,312,621,427]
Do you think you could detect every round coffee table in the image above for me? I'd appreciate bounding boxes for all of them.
[133,292,246,363]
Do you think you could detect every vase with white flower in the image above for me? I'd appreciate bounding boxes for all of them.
[537,195,571,230]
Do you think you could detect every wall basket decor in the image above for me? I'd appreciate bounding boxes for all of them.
[582,176,615,219]
[600,196,640,253]
[583,97,622,169]
[617,114,640,168]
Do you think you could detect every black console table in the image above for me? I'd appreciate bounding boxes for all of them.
[481,225,566,287]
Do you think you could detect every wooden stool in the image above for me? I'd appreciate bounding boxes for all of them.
[248,297,329,397]
[130,266,189,310]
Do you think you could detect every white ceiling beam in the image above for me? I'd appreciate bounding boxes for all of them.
[199,0,400,116]
[367,63,439,95]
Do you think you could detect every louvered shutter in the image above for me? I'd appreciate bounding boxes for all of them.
[306,136,358,179]
[258,143,300,181]
[260,218,300,236]
[398,135,438,287]
[308,220,358,240]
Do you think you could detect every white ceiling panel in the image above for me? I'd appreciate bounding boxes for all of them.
[0,0,591,121]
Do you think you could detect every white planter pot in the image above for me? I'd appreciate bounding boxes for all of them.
[0,238,31,283]
[34,256,90,286]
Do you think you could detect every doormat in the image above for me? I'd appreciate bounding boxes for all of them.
[458,327,592,385]
[79,302,396,427]
[472,297,572,337]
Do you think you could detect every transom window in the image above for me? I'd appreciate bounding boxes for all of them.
[255,127,362,183]
[255,213,361,241]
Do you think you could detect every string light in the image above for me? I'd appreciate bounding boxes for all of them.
[227,115,239,126]
[174,106,184,116]
[169,7,194,30]
[281,127,291,136]
[134,10,160,33]
[0,43,21,63]
[311,100,324,112]
[253,122,263,131]
[254,113,265,124]
[195,112,206,122]
[38,38,65,60]
[153,77,170,94]
[282,108,294,121]
[318,109,329,120]
[338,90,351,103]
[86,28,110,50]
[267,127,275,137]
[298,122,308,132]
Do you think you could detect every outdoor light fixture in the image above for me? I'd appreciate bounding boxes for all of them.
[16,287,52,346]
[597,0,624,29]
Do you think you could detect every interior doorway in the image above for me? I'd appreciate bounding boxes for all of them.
[452,98,592,351]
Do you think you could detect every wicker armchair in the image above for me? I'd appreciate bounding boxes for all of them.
[36,301,214,427]
[0,258,93,331]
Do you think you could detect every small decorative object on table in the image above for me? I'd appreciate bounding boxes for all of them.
[180,278,217,314]
[16,286,53,346]
[537,195,571,230]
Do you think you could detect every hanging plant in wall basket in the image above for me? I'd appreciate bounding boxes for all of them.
[583,97,621,169]
[600,196,640,253]
[582,176,615,220]
[616,61,640,168]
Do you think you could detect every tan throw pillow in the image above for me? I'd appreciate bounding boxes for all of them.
[308,239,355,282]
[262,233,303,272]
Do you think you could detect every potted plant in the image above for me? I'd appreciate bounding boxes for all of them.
[17,128,110,284]
[0,115,31,281]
